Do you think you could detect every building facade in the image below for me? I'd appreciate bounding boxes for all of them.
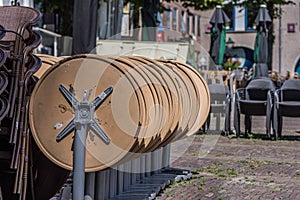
[272,0,300,75]
[158,1,300,75]
[203,1,300,75]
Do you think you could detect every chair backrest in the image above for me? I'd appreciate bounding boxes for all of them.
[23,30,42,63]
[280,79,300,101]
[0,6,41,41]
[246,77,276,100]
[208,84,229,103]
[0,48,6,67]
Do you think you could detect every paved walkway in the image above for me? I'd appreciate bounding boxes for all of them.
[156,116,300,200]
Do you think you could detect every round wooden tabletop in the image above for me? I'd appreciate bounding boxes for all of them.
[34,54,62,79]
[29,54,210,172]
[30,55,143,171]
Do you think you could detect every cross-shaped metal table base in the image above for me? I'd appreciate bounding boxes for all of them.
[56,84,113,200]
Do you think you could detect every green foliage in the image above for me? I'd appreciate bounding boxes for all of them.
[163,0,295,13]
[166,0,225,10]
[231,0,295,18]
[223,58,241,70]
[34,0,295,38]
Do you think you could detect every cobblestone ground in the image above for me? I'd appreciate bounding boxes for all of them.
[156,116,300,200]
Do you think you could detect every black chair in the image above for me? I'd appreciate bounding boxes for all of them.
[273,79,300,140]
[234,77,276,137]
[203,83,231,134]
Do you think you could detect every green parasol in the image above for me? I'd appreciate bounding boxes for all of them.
[253,5,271,77]
[209,5,230,69]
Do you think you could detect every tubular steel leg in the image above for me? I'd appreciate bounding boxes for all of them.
[95,170,106,200]
[162,145,170,169]
[145,153,151,177]
[140,155,146,180]
[109,168,117,198]
[117,164,124,194]
[73,125,87,200]
[85,172,95,199]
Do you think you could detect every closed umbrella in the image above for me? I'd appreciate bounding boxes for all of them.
[209,5,230,69]
[141,0,159,41]
[253,5,271,77]
[72,0,98,54]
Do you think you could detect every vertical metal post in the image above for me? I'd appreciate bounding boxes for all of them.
[279,5,282,74]
[85,173,95,199]
[54,37,58,57]
[73,124,87,200]
[95,170,106,199]
[140,155,146,180]
[145,153,151,177]
[109,168,117,198]
[162,144,170,168]
[117,164,124,194]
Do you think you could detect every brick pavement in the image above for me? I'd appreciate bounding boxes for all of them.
[156,116,300,200]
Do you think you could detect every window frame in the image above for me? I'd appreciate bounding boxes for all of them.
[225,5,256,32]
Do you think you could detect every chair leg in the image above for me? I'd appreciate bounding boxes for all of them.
[245,115,252,134]
[206,113,211,132]
[234,104,240,137]
[273,108,279,140]
[225,102,231,135]
[278,116,283,138]
[266,110,272,138]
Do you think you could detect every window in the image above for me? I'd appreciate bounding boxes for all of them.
[191,15,195,34]
[186,14,190,34]
[246,7,256,30]
[197,16,201,36]
[180,11,187,34]
[173,8,177,31]
[166,7,171,29]
[157,12,163,27]
[188,15,195,34]
[295,57,300,75]
[223,5,233,30]
[223,4,256,31]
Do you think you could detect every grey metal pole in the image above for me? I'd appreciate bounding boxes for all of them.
[117,164,124,194]
[85,172,95,199]
[140,155,146,180]
[73,124,87,200]
[162,144,170,168]
[145,153,151,177]
[279,5,282,74]
[109,168,117,198]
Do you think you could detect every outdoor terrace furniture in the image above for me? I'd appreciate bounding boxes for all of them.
[0,5,41,119]
[273,79,300,140]
[0,5,42,199]
[0,48,8,121]
[9,30,41,143]
[198,70,232,134]
[203,83,231,134]
[234,77,276,137]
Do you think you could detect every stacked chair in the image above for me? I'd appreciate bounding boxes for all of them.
[205,82,231,134]
[234,77,276,137]
[0,48,8,120]
[201,72,232,134]
[273,79,300,140]
[0,5,42,200]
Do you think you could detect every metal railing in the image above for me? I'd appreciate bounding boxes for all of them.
[33,27,62,56]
